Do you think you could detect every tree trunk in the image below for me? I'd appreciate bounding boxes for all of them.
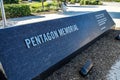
[42,0,44,11]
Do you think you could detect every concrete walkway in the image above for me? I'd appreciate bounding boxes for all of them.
[0,2,120,28]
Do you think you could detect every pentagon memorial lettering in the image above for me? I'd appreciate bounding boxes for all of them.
[0,10,115,80]
[25,24,79,49]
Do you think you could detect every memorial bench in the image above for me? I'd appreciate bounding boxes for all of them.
[0,10,115,80]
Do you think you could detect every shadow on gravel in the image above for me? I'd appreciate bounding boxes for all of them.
[109,12,120,19]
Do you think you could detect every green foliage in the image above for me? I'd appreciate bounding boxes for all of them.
[84,0,90,5]
[113,0,120,2]
[68,0,81,4]
[30,2,59,13]
[80,0,103,5]
[101,0,117,2]
[76,0,80,3]
[90,0,103,5]
[1,1,60,19]
[90,0,97,5]
[52,2,59,6]
[44,2,50,7]
[2,4,31,18]
[44,7,49,11]
[4,0,22,4]
[48,2,59,10]
[80,0,90,5]
[70,0,76,4]
[30,3,42,8]
[80,0,84,5]
[30,3,44,12]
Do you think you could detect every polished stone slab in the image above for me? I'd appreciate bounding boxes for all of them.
[0,10,115,80]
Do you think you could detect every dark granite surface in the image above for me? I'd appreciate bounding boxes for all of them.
[0,10,115,80]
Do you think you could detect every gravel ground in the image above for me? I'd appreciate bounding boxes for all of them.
[107,59,120,80]
[44,29,120,80]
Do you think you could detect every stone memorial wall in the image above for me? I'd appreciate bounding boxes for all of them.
[0,10,115,80]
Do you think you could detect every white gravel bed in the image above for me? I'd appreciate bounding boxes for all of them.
[106,59,120,80]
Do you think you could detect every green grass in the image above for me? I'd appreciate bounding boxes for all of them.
[26,1,60,13]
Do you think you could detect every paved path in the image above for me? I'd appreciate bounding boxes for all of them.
[0,2,120,28]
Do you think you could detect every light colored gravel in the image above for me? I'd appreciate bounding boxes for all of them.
[106,59,120,80]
